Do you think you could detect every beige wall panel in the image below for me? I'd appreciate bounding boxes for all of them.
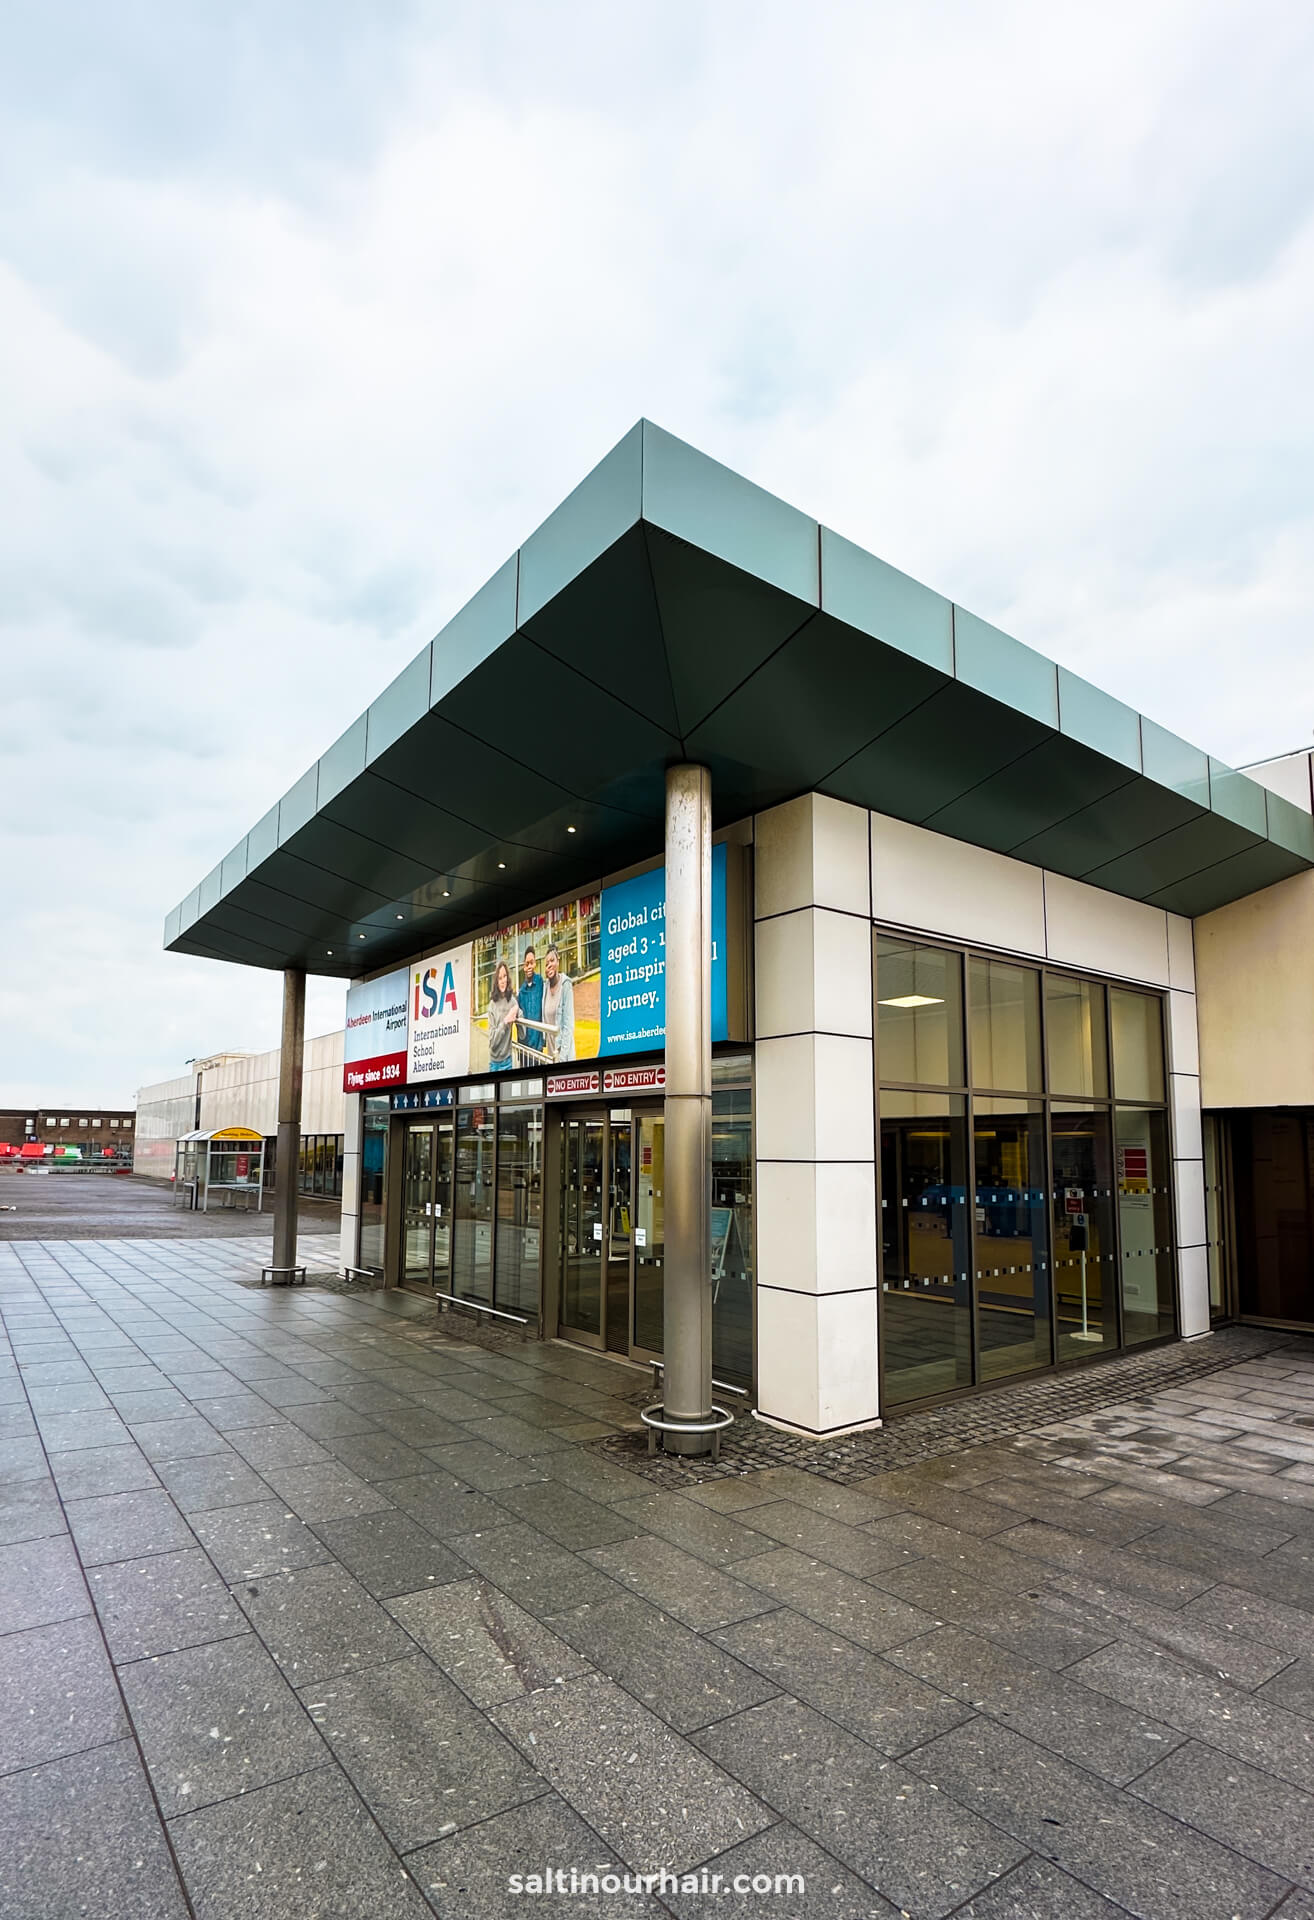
[755,908,872,1039]
[1196,871,1314,1108]
[756,1286,880,1432]
[756,1160,877,1296]
[1166,914,1196,993]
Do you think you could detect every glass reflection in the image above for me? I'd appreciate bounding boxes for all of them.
[453,1105,494,1304]
[1045,976,1108,1098]
[1110,990,1166,1103]
[880,1090,970,1404]
[876,939,963,1086]
[970,957,1043,1092]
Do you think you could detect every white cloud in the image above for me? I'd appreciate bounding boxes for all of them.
[2,0,1313,1102]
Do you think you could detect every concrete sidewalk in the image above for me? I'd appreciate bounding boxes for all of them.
[2,1238,1314,1919]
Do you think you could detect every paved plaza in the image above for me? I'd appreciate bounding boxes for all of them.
[2,1236,1314,1918]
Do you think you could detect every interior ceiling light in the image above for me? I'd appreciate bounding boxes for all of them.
[877,994,944,1008]
[442,889,450,897]
[497,861,506,869]
[326,949,333,956]
[567,825,576,833]
[396,913,404,920]
[358,933,366,940]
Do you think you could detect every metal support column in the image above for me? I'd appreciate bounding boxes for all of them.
[270,967,305,1283]
[661,765,715,1455]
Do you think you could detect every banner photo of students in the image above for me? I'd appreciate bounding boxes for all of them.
[472,898,600,1072]
[469,848,728,1074]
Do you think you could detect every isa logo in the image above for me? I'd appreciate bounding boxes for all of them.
[413,960,460,1020]
[406,942,471,1082]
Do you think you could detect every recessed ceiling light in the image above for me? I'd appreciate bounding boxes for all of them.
[326,949,333,956]
[567,825,576,834]
[497,861,506,869]
[396,913,404,920]
[442,889,450,897]
[877,994,944,1009]
[358,933,366,940]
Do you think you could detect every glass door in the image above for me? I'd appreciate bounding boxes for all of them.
[633,1112,665,1357]
[432,1115,454,1292]
[560,1114,605,1344]
[402,1124,435,1288]
[454,1105,495,1305]
[605,1111,632,1353]
[496,1104,543,1317]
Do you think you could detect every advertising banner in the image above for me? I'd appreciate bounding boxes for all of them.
[469,846,728,1076]
[343,966,410,1093]
[406,942,473,1084]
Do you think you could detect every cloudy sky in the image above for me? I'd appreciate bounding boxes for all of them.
[4,0,1313,1107]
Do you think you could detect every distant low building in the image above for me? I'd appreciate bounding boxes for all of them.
[0,1108,135,1165]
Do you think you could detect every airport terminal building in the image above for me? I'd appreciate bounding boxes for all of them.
[164,423,1314,1435]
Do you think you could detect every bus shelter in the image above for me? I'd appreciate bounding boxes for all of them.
[173,1127,265,1212]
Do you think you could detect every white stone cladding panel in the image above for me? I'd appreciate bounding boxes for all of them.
[756,1286,879,1432]
[871,813,1046,955]
[1042,874,1171,987]
[756,908,872,1039]
[756,1161,877,1296]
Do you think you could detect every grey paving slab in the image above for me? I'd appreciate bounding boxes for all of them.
[65,1486,198,1566]
[0,1530,92,1630]
[740,1464,904,1525]
[0,1739,189,1920]
[404,1385,497,1423]
[953,1855,1136,1919]
[168,1764,436,1920]
[121,1632,327,1814]
[106,1386,192,1421]
[868,1511,1061,1593]
[1132,1736,1314,1888]
[1257,1655,1314,1718]
[409,1790,670,1919]
[388,1577,593,1708]
[680,1473,784,1513]
[605,1488,781,1568]
[886,1621,1184,1783]
[494,1672,774,1875]
[233,1559,414,1686]
[713,1605,972,1754]
[89,1547,248,1663]
[225,1420,334,1469]
[281,1397,380,1438]
[520,1444,652,1503]
[456,1520,623,1619]
[48,1443,161,1500]
[324,1425,453,1482]
[1276,1892,1314,1920]
[693,1694,1026,1918]
[25,1380,112,1415]
[376,1471,507,1538]
[1035,1571,1295,1689]
[991,1521,1215,1607]
[424,1438,551,1490]
[0,1435,54,1483]
[549,1589,781,1733]
[32,1406,131,1452]
[257,1459,394,1523]
[664,1821,905,1917]
[911,1716,1289,1920]
[733,1545,938,1653]
[460,1411,577,1455]
[583,1533,769,1632]
[0,1614,127,1772]
[190,1390,296,1432]
[860,1475,1028,1538]
[153,1451,276,1515]
[1071,1639,1314,1793]
[310,1507,471,1599]
[0,1475,65,1545]
[717,1498,912,1577]
[303,1652,546,1851]
[189,1499,335,1581]
[492,1477,644,1551]
[1182,1582,1314,1660]
[872,1559,1118,1669]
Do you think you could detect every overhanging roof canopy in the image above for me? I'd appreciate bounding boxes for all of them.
[166,421,1314,978]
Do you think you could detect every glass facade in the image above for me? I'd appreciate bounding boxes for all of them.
[878,934,1175,1407]
[359,1097,388,1273]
